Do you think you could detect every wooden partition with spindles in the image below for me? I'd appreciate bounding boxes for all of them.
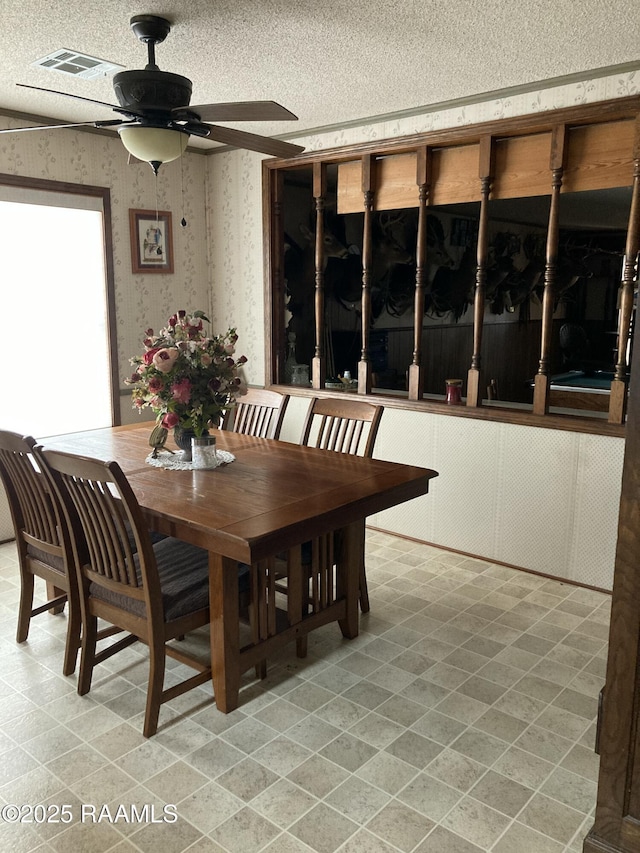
[263,95,640,435]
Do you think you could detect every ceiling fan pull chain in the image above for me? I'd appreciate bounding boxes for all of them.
[180,153,187,227]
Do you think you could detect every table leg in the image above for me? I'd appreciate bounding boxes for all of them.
[337,519,362,639]
[208,552,241,713]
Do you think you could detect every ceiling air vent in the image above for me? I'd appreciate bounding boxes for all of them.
[32,50,124,80]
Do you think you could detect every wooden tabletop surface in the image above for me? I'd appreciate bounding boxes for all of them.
[40,424,438,563]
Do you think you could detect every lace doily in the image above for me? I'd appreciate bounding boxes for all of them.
[145,450,236,470]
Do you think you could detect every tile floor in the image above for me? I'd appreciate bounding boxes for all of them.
[0,530,609,853]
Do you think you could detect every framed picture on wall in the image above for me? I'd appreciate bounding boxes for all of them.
[129,209,174,273]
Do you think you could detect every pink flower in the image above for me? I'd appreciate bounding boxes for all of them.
[161,412,180,429]
[200,353,212,366]
[143,347,160,365]
[152,347,179,373]
[148,377,164,393]
[171,378,191,404]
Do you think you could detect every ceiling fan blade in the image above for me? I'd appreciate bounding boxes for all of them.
[173,121,212,139]
[16,83,139,118]
[205,124,304,158]
[0,119,130,134]
[188,101,298,122]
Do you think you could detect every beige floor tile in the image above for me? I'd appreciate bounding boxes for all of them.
[541,766,598,814]
[441,796,511,848]
[518,792,585,843]
[355,751,418,795]
[289,802,359,853]
[450,728,509,767]
[469,768,534,817]
[513,724,574,764]
[424,748,487,793]
[492,821,564,853]
[397,771,463,820]
[348,711,406,749]
[324,775,390,824]
[365,800,435,851]
[251,777,318,828]
[414,825,485,852]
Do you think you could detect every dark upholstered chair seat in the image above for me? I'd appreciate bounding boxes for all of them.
[90,537,251,622]
[26,543,66,573]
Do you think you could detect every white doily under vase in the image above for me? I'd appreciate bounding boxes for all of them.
[145,450,236,470]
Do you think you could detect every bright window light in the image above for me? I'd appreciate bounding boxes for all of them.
[0,200,112,437]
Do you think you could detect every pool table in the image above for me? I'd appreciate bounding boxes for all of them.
[548,370,616,412]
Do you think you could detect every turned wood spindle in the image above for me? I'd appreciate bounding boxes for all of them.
[358,154,375,394]
[467,135,494,408]
[608,116,640,425]
[533,124,567,416]
[271,169,285,386]
[312,163,327,389]
[408,147,430,401]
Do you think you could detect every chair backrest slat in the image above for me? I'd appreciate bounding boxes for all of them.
[39,450,148,592]
[300,398,383,458]
[224,388,289,439]
[0,434,62,551]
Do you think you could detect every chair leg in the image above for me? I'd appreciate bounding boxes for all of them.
[358,563,370,613]
[16,572,35,643]
[143,635,166,738]
[296,636,308,658]
[77,615,98,696]
[46,581,66,615]
[62,590,82,677]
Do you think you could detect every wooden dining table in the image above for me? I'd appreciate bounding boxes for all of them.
[40,423,438,712]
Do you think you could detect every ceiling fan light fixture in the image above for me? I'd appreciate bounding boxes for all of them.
[118,125,188,172]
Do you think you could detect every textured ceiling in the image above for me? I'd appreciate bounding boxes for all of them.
[1,0,639,152]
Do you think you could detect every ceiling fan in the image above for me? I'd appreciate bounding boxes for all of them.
[1,14,305,172]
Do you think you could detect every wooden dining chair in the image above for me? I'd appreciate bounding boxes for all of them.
[299,397,383,613]
[0,430,81,676]
[222,387,289,439]
[36,446,216,738]
[274,397,384,658]
[300,396,383,461]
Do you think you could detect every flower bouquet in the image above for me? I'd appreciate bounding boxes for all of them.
[126,310,248,447]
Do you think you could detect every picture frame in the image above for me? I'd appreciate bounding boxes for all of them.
[129,209,174,274]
